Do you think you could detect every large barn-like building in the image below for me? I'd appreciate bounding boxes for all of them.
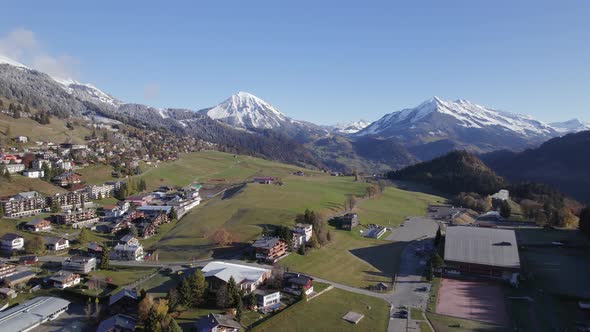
[443,226,520,280]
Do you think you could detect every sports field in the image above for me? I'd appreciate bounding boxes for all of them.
[436,278,508,326]
[253,288,389,332]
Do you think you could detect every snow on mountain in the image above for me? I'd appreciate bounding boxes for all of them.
[358,96,556,138]
[549,119,590,134]
[0,55,28,68]
[327,120,371,134]
[204,91,292,129]
[0,53,121,107]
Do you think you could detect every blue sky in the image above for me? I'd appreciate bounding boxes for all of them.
[1,1,589,124]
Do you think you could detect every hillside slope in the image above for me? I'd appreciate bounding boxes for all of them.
[387,150,505,195]
[481,130,590,202]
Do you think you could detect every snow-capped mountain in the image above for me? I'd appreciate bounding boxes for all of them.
[203,91,292,129]
[358,97,556,138]
[0,54,121,107]
[327,120,371,134]
[549,119,590,134]
[355,96,563,157]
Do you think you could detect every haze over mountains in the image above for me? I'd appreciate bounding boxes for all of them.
[0,53,588,176]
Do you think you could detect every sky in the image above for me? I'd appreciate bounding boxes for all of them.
[0,1,589,125]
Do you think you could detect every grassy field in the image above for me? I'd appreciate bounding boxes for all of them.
[355,186,444,227]
[0,113,91,145]
[426,313,508,332]
[90,266,157,286]
[0,175,67,196]
[281,229,398,288]
[253,288,389,332]
[77,164,115,185]
[138,151,311,190]
[153,169,368,261]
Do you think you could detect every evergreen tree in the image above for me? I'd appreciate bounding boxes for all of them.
[235,297,243,322]
[169,207,178,221]
[227,276,239,308]
[189,269,207,307]
[298,244,306,255]
[434,227,442,247]
[99,246,110,270]
[177,277,192,307]
[244,293,256,309]
[216,284,230,309]
[78,228,90,245]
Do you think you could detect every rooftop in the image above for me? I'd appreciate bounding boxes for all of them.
[97,314,137,332]
[444,226,520,269]
[252,237,282,249]
[202,261,270,285]
[0,297,70,331]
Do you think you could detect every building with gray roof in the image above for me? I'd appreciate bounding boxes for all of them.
[443,226,520,279]
[0,296,70,331]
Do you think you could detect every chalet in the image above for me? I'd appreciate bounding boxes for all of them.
[252,237,287,262]
[97,314,137,332]
[87,242,103,257]
[0,191,46,217]
[108,288,138,306]
[52,172,82,187]
[341,213,359,231]
[0,154,21,164]
[4,270,36,288]
[19,255,38,265]
[119,235,140,246]
[111,243,144,261]
[253,289,281,309]
[202,261,271,293]
[0,262,17,280]
[477,211,504,222]
[292,223,313,248]
[253,176,275,184]
[0,233,24,251]
[195,313,241,332]
[55,208,99,228]
[284,273,314,295]
[50,270,81,289]
[62,256,96,274]
[22,169,44,178]
[24,218,52,232]
[44,236,70,251]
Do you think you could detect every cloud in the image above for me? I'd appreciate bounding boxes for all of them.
[144,83,160,100]
[0,28,38,59]
[0,28,78,80]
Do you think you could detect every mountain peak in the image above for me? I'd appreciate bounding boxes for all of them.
[205,92,288,129]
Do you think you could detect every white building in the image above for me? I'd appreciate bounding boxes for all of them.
[491,189,510,202]
[0,234,24,251]
[104,202,130,218]
[202,261,271,293]
[4,163,25,174]
[14,136,28,143]
[22,169,44,178]
[87,182,121,200]
[44,237,70,251]
[111,244,144,261]
[292,223,313,248]
[254,289,281,308]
